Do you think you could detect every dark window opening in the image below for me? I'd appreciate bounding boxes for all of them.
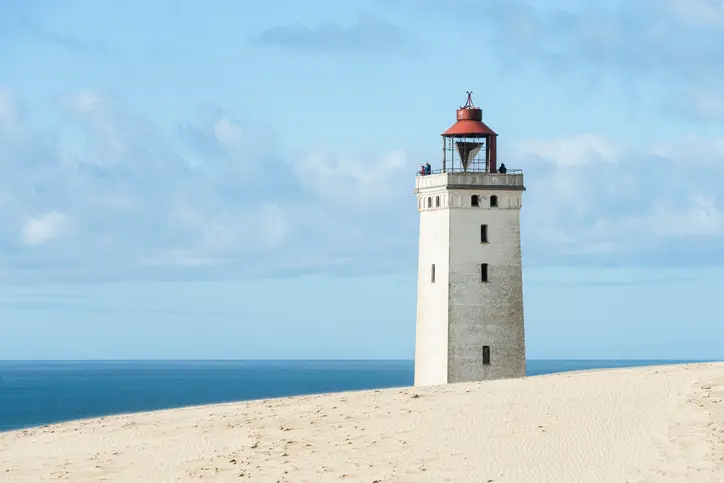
[490,195,498,207]
[471,195,479,207]
[435,196,440,207]
[481,224,488,243]
[431,264,435,283]
[482,346,491,365]
[427,197,432,208]
[481,263,488,283]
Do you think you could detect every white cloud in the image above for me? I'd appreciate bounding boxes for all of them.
[390,0,724,122]
[68,88,101,114]
[20,212,69,245]
[662,0,724,28]
[255,14,411,53]
[141,250,218,268]
[2,87,723,282]
[514,133,724,264]
[588,199,724,242]
[663,87,724,122]
[0,89,414,282]
[643,195,724,238]
[296,149,410,204]
[0,88,22,134]
[212,116,246,151]
[515,134,622,167]
[260,203,288,249]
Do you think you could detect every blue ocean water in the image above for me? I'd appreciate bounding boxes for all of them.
[0,359,703,433]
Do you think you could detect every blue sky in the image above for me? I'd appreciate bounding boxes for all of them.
[1,0,722,360]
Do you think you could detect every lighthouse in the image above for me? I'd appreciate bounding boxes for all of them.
[413,92,526,386]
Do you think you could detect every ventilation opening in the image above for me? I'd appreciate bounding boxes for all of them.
[435,196,440,207]
[481,263,488,283]
[482,346,491,365]
[427,197,432,208]
[431,264,435,283]
[481,224,488,243]
[471,195,479,207]
[490,195,498,207]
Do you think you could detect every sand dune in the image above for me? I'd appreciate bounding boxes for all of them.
[1,362,722,482]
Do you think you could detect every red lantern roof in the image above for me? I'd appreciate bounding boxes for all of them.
[441,92,497,137]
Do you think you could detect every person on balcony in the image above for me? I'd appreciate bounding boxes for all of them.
[419,165,426,176]
[498,163,507,174]
[425,162,431,175]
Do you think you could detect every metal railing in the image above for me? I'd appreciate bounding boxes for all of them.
[416,168,522,176]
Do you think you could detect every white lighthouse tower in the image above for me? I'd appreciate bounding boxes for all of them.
[413,92,526,387]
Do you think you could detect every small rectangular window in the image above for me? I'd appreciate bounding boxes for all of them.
[431,264,435,283]
[480,224,488,243]
[482,346,491,365]
[481,263,488,283]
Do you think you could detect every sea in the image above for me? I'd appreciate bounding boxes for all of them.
[0,359,705,433]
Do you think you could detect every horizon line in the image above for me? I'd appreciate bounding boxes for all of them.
[0,358,717,363]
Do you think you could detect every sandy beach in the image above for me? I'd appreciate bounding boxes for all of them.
[1,362,722,483]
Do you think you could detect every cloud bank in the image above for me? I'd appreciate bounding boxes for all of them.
[0,88,416,283]
[382,0,724,122]
[2,85,723,284]
[516,133,724,266]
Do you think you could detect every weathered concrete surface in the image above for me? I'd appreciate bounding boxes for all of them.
[414,172,526,386]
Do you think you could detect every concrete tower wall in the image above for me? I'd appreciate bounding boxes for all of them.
[447,189,525,383]
[414,190,450,386]
[414,172,526,387]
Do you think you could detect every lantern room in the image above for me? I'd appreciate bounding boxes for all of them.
[441,92,498,173]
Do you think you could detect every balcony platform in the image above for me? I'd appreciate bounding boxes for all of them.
[414,170,525,194]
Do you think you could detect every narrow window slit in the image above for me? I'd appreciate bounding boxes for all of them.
[481,263,488,283]
[482,346,491,365]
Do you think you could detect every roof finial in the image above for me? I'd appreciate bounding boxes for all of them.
[462,91,477,109]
